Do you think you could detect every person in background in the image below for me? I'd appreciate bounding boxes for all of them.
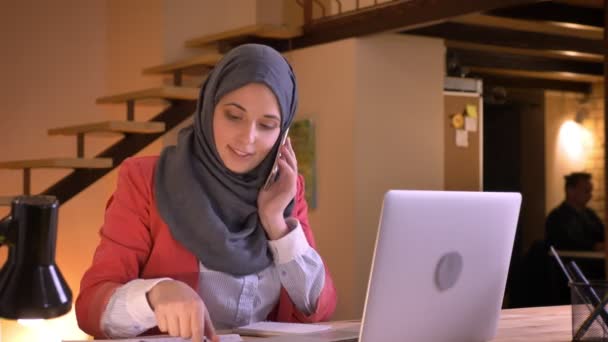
[546,172,605,251]
[76,44,337,342]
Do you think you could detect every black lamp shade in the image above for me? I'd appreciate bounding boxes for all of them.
[0,196,72,319]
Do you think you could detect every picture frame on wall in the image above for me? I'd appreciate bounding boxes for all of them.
[290,119,317,209]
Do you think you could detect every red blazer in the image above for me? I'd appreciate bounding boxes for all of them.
[76,156,337,338]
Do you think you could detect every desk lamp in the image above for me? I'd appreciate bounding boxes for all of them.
[0,195,72,319]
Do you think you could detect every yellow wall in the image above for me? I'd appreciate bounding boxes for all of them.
[0,0,165,340]
[0,1,108,340]
[288,39,359,319]
[163,0,257,62]
[286,34,445,319]
[353,34,445,316]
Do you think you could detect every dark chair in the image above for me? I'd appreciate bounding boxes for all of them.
[509,240,570,307]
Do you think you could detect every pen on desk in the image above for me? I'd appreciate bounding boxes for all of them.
[549,247,594,311]
[549,246,574,282]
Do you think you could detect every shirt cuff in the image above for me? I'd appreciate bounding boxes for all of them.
[268,218,311,264]
[125,278,172,328]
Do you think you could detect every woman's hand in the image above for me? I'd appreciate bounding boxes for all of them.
[146,280,218,342]
[258,137,298,240]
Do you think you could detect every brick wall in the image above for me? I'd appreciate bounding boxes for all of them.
[582,83,606,221]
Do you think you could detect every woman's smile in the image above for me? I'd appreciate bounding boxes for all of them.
[228,145,255,159]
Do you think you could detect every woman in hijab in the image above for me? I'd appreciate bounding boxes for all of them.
[76,44,337,342]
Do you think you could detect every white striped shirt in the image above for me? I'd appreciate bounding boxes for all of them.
[101,219,325,338]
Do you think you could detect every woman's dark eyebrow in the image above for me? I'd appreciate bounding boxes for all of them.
[263,114,281,122]
[225,102,247,112]
[226,102,280,122]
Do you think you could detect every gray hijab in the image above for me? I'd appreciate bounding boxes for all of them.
[154,44,298,276]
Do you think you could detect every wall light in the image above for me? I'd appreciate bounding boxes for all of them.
[558,120,593,161]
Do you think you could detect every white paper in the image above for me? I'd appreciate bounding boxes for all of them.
[234,321,331,335]
[456,129,468,147]
[64,334,243,342]
[464,116,477,132]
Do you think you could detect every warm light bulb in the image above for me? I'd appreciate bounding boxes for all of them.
[558,120,592,161]
[17,319,44,328]
[16,319,61,342]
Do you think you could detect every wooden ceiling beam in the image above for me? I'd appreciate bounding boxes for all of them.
[489,2,604,28]
[410,22,603,55]
[449,47,604,75]
[474,73,592,93]
[554,0,604,9]
[467,66,603,82]
[451,14,603,40]
[291,0,537,49]
[446,41,604,62]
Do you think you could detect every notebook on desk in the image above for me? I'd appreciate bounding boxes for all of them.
[265,190,521,342]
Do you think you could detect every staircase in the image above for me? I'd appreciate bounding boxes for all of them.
[0,23,302,207]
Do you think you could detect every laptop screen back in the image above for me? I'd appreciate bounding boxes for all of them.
[359,190,521,342]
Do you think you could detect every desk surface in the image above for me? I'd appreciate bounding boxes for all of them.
[492,305,571,341]
[556,249,605,260]
[241,305,572,341]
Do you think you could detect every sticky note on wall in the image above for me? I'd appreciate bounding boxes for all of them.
[456,129,468,147]
[465,116,477,132]
[465,104,478,118]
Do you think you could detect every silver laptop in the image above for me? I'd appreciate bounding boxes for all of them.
[265,190,522,342]
[358,190,522,341]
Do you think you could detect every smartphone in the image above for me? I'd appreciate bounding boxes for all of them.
[263,127,290,190]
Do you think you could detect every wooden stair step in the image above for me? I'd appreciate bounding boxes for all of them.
[185,24,302,48]
[0,196,14,206]
[143,53,223,75]
[48,120,166,136]
[96,86,198,104]
[0,158,113,169]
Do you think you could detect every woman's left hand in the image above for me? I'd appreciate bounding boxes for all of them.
[258,137,298,240]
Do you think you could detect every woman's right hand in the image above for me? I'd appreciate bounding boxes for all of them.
[146,279,218,342]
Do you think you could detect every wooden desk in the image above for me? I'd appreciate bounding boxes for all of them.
[241,306,572,341]
[556,250,605,260]
[492,305,571,341]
